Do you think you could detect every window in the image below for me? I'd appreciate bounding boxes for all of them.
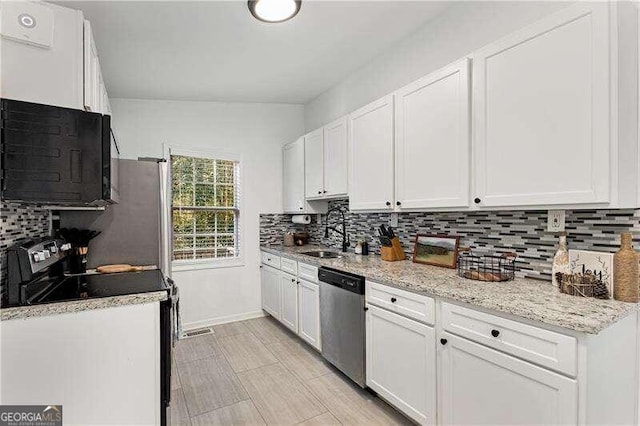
[171,154,240,263]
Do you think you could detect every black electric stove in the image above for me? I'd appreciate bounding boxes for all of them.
[41,269,168,305]
[2,236,168,308]
[3,237,179,426]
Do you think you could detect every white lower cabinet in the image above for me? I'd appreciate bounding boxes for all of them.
[260,255,320,350]
[261,264,281,319]
[366,304,436,425]
[439,332,578,425]
[298,279,321,350]
[365,282,582,425]
[0,303,160,425]
[280,272,299,333]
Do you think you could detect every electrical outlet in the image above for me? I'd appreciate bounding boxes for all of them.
[547,210,566,232]
[390,213,399,228]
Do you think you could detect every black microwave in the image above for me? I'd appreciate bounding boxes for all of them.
[0,98,119,205]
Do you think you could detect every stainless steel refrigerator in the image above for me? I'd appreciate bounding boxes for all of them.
[58,158,177,425]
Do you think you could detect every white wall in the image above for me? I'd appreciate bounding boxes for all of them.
[110,98,304,329]
[304,1,572,130]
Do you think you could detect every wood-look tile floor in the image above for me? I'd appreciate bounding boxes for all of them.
[172,315,413,426]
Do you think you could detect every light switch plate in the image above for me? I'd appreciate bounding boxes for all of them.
[1,1,54,49]
[547,210,566,232]
[390,213,399,228]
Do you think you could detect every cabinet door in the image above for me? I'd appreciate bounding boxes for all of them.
[439,333,578,425]
[304,128,324,199]
[298,279,320,350]
[98,70,110,115]
[280,272,298,333]
[261,265,281,319]
[83,20,100,112]
[349,95,395,211]
[366,305,435,425]
[283,138,306,213]
[473,3,610,207]
[323,117,348,197]
[102,84,111,115]
[395,59,470,210]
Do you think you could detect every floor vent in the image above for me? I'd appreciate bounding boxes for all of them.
[182,327,213,338]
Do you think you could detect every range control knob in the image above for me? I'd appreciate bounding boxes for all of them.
[32,251,47,262]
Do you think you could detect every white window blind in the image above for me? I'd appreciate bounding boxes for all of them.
[171,154,240,262]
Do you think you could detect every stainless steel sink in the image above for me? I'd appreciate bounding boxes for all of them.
[301,250,343,259]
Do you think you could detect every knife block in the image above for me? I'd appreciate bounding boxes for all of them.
[381,237,405,262]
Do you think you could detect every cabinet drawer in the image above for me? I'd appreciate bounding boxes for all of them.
[261,251,281,269]
[366,281,435,325]
[281,257,298,276]
[442,302,577,376]
[298,262,318,283]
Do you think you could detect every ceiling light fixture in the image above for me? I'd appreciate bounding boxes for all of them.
[248,0,301,23]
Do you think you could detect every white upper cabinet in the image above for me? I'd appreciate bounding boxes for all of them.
[0,2,84,109]
[284,138,328,214]
[323,116,349,198]
[83,20,99,112]
[349,95,395,211]
[304,118,348,201]
[0,2,111,113]
[283,138,306,213]
[83,20,110,114]
[304,128,324,199]
[395,59,470,210]
[472,2,611,208]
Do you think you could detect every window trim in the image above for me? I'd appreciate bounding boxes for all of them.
[166,145,244,270]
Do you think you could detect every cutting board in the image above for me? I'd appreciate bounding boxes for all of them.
[96,264,144,274]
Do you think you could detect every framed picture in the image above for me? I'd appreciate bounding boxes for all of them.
[569,249,614,299]
[412,234,460,268]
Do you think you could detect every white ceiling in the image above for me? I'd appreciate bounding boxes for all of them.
[59,1,450,104]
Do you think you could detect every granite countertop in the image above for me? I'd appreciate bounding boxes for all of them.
[0,291,168,321]
[261,244,638,334]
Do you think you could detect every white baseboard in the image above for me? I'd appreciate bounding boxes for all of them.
[182,310,266,331]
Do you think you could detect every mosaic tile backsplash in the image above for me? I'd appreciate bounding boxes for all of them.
[0,202,51,297]
[260,199,640,280]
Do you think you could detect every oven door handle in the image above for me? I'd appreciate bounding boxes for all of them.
[166,277,181,345]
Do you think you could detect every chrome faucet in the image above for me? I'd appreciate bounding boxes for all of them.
[324,207,350,252]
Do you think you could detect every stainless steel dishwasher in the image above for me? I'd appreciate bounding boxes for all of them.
[319,266,366,387]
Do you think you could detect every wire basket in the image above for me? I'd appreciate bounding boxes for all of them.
[457,250,517,282]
